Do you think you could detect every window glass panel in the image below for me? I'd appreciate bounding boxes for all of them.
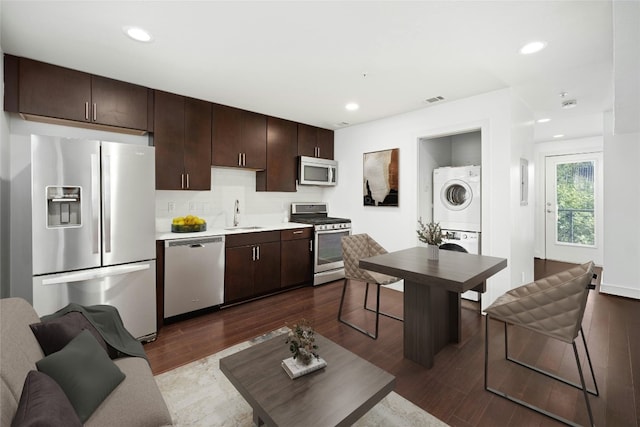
[556,161,595,246]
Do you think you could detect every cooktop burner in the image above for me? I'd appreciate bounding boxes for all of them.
[293,216,351,225]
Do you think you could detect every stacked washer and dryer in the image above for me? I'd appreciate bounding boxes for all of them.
[433,165,482,301]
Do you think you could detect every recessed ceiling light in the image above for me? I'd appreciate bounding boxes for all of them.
[553,134,564,138]
[345,103,359,111]
[123,26,153,43]
[519,41,547,55]
[536,118,551,123]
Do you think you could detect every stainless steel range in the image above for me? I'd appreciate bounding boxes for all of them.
[290,203,351,286]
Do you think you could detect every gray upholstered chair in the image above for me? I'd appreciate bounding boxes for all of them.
[484,261,599,427]
[338,233,403,339]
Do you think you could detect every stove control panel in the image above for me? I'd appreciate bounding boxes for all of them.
[316,223,352,231]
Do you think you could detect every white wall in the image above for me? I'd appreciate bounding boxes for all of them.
[602,111,640,299]
[509,94,536,287]
[327,88,535,308]
[0,42,10,297]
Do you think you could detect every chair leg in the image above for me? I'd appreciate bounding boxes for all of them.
[364,282,370,308]
[338,279,379,339]
[363,283,404,322]
[573,341,596,427]
[485,315,598,427]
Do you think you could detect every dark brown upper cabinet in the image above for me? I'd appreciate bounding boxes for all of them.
[256,117,298,192]
[154,91,211,190]
[297,123,334,160]
[5,55,151,133]
[212,104,266,170]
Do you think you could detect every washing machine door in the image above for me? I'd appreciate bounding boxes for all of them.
[440,179,473,211]
[440,243,467,253]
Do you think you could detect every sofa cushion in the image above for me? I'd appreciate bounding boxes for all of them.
[30,311,109,356]
[11,370,82,427]
[87,357,173,426]
[36,330,125,422]
[0,298,45,427]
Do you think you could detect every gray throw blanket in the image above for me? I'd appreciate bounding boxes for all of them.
[41,303,148,362]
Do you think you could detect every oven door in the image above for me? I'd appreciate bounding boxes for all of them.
[314,228,351,273]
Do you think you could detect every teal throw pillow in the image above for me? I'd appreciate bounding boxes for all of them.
[35,330,125,422]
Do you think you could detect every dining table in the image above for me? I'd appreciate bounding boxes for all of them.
[360,247,507,368]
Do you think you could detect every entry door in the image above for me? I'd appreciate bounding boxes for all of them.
[544,152,603,264]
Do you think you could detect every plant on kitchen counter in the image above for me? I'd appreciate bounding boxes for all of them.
[285,319,319,365]
[416,218,443,246]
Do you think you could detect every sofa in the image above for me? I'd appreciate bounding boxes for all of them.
[1,297,173,426]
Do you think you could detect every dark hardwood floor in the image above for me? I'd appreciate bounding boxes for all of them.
[145,260,639,426]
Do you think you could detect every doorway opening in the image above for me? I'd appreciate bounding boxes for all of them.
[544,152,603,265]
[418,128,482,308]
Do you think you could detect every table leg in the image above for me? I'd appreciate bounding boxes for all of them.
[403,280,461,368]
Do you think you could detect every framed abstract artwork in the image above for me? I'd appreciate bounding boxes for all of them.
[363,148,399,206]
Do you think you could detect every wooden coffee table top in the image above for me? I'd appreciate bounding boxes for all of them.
[220,332,396,427]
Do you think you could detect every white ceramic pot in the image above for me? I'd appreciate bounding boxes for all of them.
[427,244,439,260]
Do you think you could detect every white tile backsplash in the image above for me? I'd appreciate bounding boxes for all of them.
[155,167,325,232]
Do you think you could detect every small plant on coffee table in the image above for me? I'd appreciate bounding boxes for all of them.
[286,319,319,365]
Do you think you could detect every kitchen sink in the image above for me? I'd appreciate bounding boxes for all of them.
[224,226,263,230]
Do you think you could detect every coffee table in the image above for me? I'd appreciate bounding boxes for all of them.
[220,332,395,427]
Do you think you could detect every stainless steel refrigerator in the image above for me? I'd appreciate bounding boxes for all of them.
[30,135,157,341]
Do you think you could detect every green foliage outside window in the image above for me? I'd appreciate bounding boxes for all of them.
[556,161,595,245]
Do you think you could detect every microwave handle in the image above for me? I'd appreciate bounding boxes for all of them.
[330,167,336,183]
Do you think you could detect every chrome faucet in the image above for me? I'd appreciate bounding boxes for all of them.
[233,200,240,227]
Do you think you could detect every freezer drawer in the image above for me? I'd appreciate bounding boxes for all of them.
[32,261,157,340]
[164,236,225,318]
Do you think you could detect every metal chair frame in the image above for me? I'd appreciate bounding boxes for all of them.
[338,279,403,339]
[484,282,599,427]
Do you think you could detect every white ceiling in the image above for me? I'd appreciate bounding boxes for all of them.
[0,1,626,142]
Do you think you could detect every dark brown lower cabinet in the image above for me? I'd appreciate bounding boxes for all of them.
[224,231,281,303]
[280,228,313,287]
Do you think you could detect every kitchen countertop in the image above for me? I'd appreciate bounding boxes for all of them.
[156,222,312,241]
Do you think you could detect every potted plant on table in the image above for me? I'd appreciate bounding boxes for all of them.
[417,218,443,260]
[286,319,318,365]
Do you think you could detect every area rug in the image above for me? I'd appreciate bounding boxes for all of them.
[155,328,448,426]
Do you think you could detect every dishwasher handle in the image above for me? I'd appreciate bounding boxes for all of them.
[165,236,224,247]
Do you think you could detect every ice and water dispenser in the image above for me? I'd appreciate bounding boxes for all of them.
[46,186,82,228]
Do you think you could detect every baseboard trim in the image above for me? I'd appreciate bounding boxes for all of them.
[599,283,640,300]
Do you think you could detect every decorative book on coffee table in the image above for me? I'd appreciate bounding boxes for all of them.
[281,356,327,379]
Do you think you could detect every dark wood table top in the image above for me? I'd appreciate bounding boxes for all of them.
[360,247,508,293]
[220,333,396,427]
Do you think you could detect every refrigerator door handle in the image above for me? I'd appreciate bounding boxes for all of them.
[41,264,150,285]
[103,154,112,253]
[91,153,101,254]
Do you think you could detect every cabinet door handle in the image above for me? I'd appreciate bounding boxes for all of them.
[85,102,89,120]
[181,173,185,189]
[93,103,97,121]
[256,245,260,260]
[252,246,256,261]
[309,240,313,252]
[242,153,246,166]
[186,173,190,189]
[238,153,242,166]
[293,230,303,234]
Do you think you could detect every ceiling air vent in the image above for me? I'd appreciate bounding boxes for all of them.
[425,96,445,104]
[335,122,350,127]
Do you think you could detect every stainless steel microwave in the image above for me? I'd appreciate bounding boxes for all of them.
[298,156,338,186]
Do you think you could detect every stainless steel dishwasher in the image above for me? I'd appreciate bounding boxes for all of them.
[164,235,225,318]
